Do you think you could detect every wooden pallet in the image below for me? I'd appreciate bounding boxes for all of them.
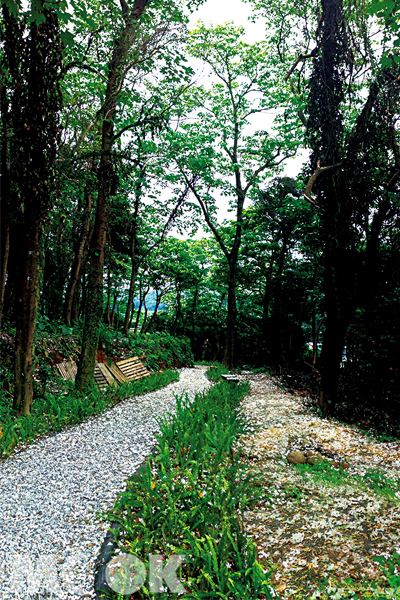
[56,361,78,382]
[94,363,118,391]
[115,357,150,381]
[107,362,128,384]
[55,357,150,389]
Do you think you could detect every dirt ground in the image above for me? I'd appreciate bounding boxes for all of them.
[239,373,400,599]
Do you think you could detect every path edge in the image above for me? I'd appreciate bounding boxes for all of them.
[93,447,158,600]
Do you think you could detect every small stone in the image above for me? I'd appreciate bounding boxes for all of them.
[287,451,306,465]
[339,461,350,469]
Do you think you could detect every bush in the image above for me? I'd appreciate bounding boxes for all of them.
[127,332,194,370]
[97,328,194,371]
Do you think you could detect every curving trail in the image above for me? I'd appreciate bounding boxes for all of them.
[0,367,210,600]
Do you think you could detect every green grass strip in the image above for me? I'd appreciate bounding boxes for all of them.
[295,459,400,501]
[105,380,275,599]
[206,362,229,382]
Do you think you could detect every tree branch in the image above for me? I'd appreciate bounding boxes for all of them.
[120,0,129,18]
[284,50,317,82]
[179,168,230,258]
[304,160,342,203]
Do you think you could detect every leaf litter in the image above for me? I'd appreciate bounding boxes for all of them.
[238,373,400,598]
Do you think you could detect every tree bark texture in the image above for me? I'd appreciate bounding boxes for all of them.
[3,6,62,414]
[222,261,238,370]
[307,0,348,414]
[76,0,149,390]
[63,186,92,325]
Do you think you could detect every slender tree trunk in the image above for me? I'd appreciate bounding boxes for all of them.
[75,0,149,390]
[134,297,143,332]
[111,292,118,327]
[0,73,11,328]
[71,284,80,323]
[105,262,111,326]
[140,290,150,333]
[123,249,138,333]
[313,315,325,370]
[14,227,41,414]
[0,221,10,327]
[63,186,92,325]
[76,179,108,388]
[129,299,136,329]
[223,261,237,369]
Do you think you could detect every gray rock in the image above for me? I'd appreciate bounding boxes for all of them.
[287,451,306,465]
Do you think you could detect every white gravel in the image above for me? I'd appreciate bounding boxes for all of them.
[0,367,210,600]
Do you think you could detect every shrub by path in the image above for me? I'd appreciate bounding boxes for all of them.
[240,373,400,599]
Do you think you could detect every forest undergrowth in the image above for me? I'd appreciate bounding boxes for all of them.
[0,325,193,459]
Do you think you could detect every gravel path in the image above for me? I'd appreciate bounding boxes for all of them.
[0,367,210,600]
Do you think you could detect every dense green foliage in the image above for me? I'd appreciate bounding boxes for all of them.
[106,380,274,599]
[1,0,399,424]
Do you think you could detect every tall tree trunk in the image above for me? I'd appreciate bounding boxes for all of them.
[223,261,237,370]
[134,297,142,332]
[4,6,62,415]
[111,292,118,327]
[63,186,92,325]
[123,250,138,333]
[71,283,80,324]
[313,315,325,371]
[0,73,11,328]
[105,261,111,326]
[14,227,41,414]
[75,0,149,390]
[140,290,150,333]
[0,221,10,327]
[307,0,346,414]
[76,176,109,388]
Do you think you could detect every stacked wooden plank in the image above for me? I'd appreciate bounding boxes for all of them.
[115,357,150,382]
[107,363,128,384]
[56,361,78,382]
[94,363,118,391]
[55,357,150,390]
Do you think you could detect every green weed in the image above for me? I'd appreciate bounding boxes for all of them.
[373,552,400,589]
[105,381,275,599]
[206,362,229,382]
[295,461,400,501]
